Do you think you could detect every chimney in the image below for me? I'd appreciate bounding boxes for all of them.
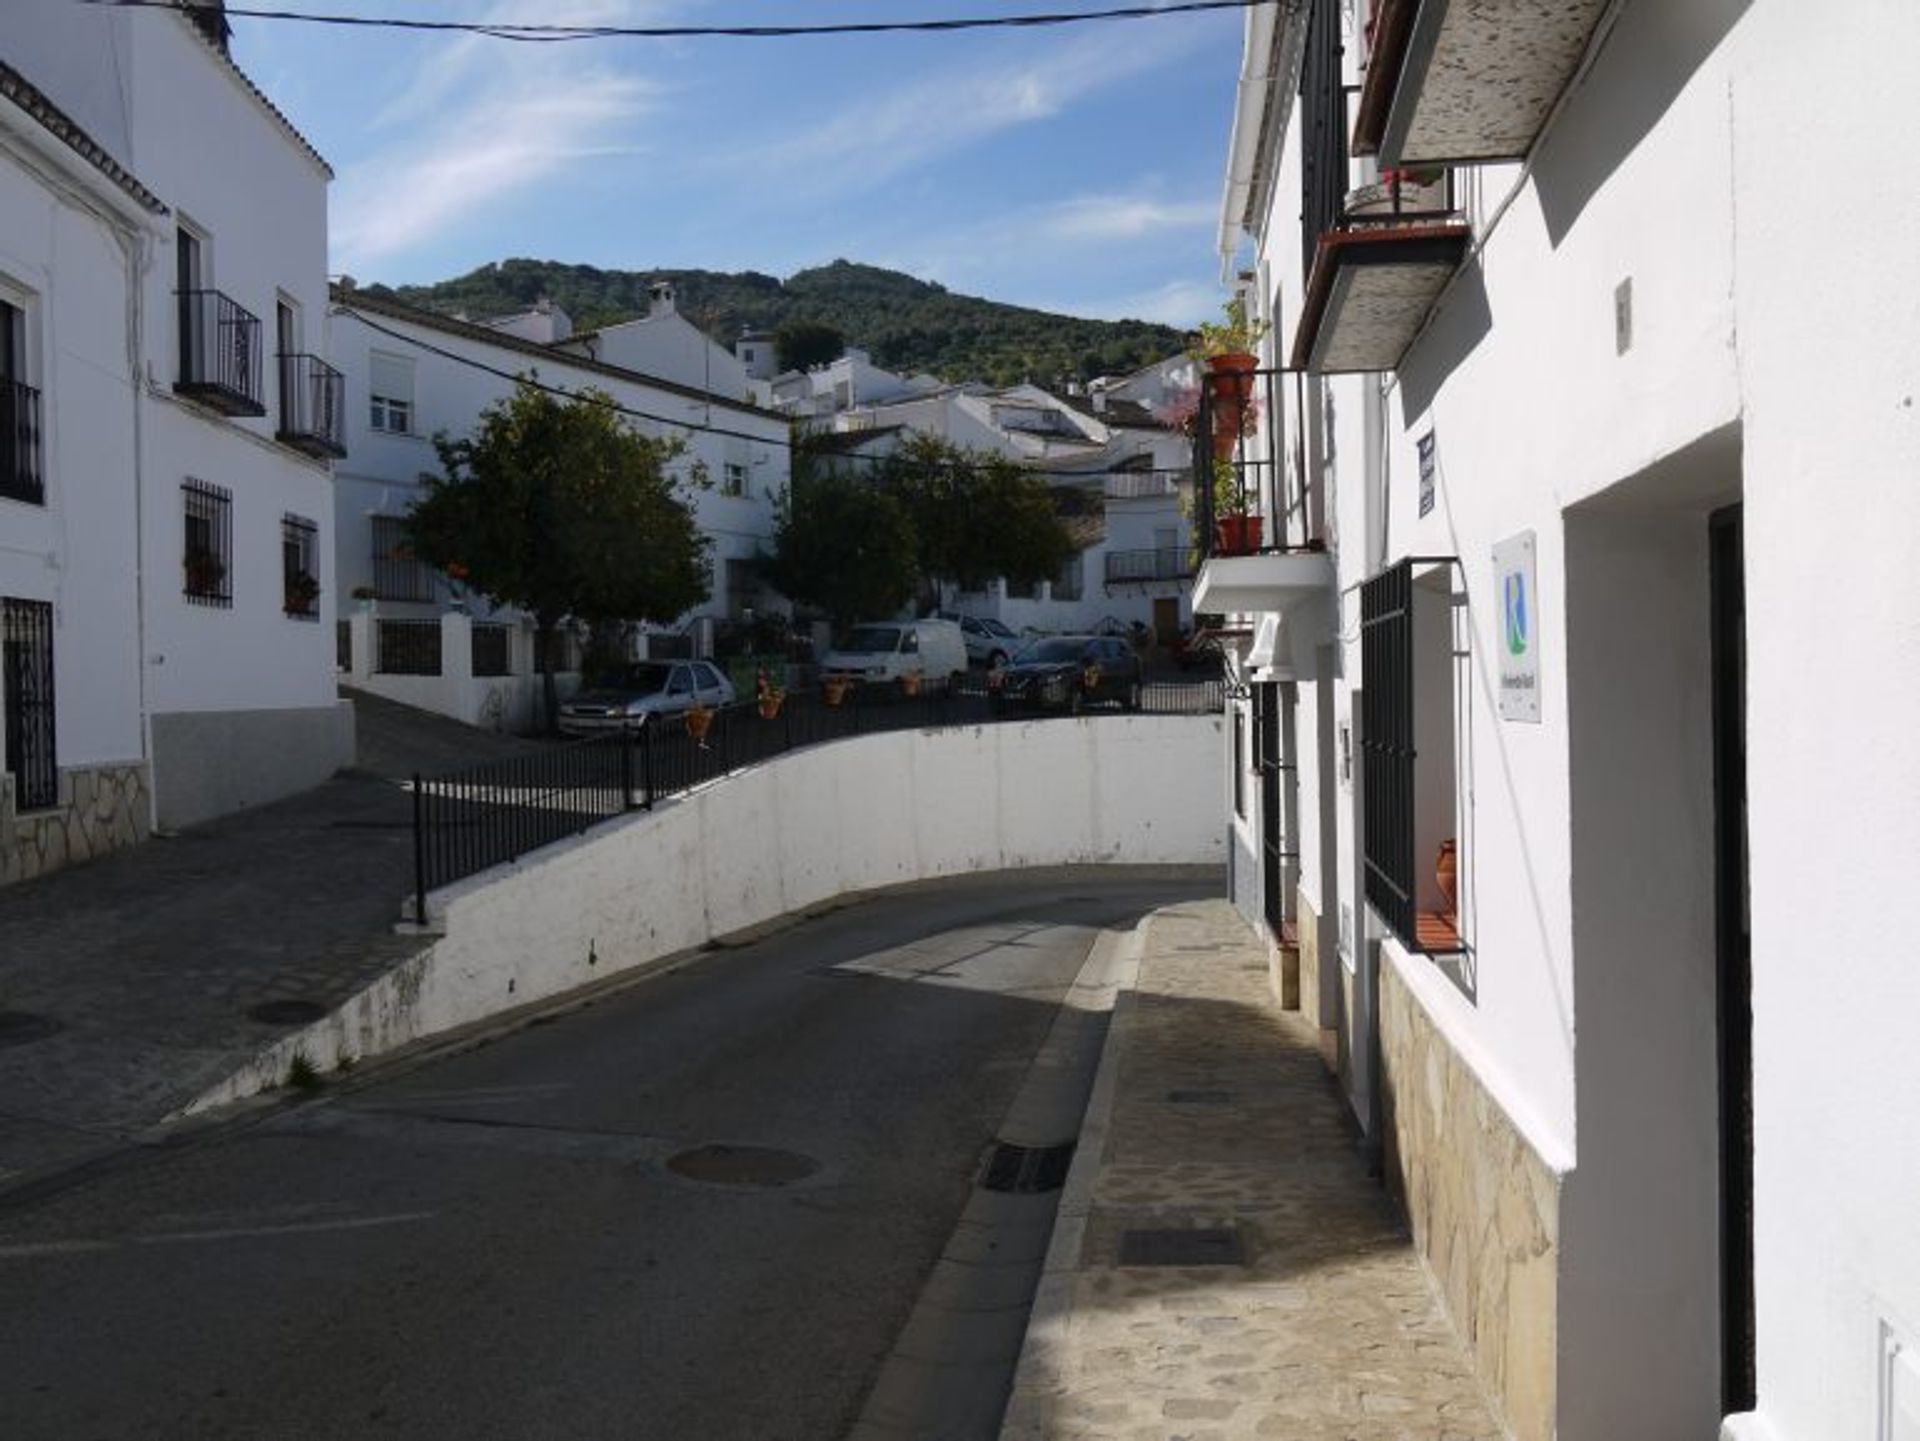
[179,1,233,55]
[648,281,677,318]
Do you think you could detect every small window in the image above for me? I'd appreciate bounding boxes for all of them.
[1053,552,1083,602]
[901,630,920,655]
[369,350,414,434]
[695,662,725,689]
[282,513,319,619]
[0,295,42,507]
[721,462,748,497]
[182,478,232,607]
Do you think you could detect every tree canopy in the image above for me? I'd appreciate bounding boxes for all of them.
[406,380,710,724]
[762,459,918,627]
[774,320,844,373]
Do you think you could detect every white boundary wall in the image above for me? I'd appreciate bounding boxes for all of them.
[192,714,1223,1110]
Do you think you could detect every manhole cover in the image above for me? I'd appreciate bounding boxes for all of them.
[0,1011,63,1048]
[1166,1089,1233,1105]
[979,1140,1076,1194]
[1118,1227,1247,1267]
[247,1000,328,1026]
[666,1144,819,1188]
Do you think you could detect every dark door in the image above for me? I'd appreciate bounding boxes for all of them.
[1256,681,1284,938]
[175,228,202,379]
[1710,504,1754,1413]
[2,597,57,812]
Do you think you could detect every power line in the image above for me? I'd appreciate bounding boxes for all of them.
[90,0,1272,43]
[334,301,1196,482]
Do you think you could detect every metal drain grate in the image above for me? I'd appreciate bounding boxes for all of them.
[979,1140,1076,1194]
[247,1000,328,1026]
[1118,1227,1246,1267]
[0,1011,63,1048]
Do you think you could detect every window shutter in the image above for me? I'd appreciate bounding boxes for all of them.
[369,352,412,402]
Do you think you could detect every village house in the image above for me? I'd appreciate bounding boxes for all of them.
[1,0,346,884]
[1201,2,1920,1439]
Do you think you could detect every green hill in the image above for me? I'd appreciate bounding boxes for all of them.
[371,258,1189,387]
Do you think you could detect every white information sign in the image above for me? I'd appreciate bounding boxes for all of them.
[1494,531,1540,722]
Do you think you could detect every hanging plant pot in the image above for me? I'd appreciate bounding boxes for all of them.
[685,706,714,742]
[1214,514,1263,556]
[1205,352,1258,405]
[757,695,784,720]
[899,670,923,698]
[822,676,852,707]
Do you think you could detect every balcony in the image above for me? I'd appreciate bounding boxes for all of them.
[1352,0,1613,167]
[1289,2,1469,376]
[276,353,347,459]
[1105,547,1191,585]
[1103,472,1175,501]
[1,378,42,505]
[1188,365,1338,678]
[175,289,266,417]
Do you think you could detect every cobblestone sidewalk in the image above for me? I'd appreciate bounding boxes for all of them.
[1001,900,1504,1440]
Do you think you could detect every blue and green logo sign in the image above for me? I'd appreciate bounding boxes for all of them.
[1504,570,1529,657]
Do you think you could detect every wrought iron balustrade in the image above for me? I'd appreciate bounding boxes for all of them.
[1192,364,1323,566]
[0,378,42,505]
[176,289,266,416]
[1105,547,1192,584]
[276,353,346,458]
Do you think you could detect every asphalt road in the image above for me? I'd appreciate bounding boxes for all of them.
[0,872,1207,1441]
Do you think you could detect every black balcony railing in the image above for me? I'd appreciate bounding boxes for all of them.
[1,378,43,505]
[276,353,347,458]
[1104,548,1192,584]
[410,676,1227,922]
[176,289,265,416]
[1192,364,1323,567]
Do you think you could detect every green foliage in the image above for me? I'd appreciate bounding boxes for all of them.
[775,320,844,372]
[286,1052,323,1093]
[878,436,1076,593]
[1193,294,1270,360]
[382,258,1188,386]
[763,452,918,626]
[406,380,711,725]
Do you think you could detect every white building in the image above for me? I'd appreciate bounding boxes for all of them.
[2,0,347,881]
[551,281,753,403]
[753,343,942,422]
[1204,3,1920,1440]
[329,287,791,730]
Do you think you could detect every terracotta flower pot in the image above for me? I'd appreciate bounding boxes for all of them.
[1214,514,1263,556]
[823,677,851,707]
[685,707,713,741]
[900,672,923,697]
[758,696,783,720]
[1436,838,1458,915]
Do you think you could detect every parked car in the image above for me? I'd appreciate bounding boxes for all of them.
[557,660,735,735]
[941,613,1023,667]
[821,618,968,690]
[993,635,1143,713]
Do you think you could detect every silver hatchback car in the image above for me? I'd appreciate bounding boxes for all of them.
[557,660,736,735]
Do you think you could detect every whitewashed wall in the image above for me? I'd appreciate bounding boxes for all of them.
[191,714,1225,1110]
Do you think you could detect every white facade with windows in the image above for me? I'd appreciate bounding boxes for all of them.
[1,0,347,874]
[1204,3,1920,1439]
[329,289,791,728]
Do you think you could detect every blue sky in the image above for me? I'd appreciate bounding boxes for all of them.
[232,1,1244,326]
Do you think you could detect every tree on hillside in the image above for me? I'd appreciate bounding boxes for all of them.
[775,320,844,373]
[406,380,711,729]
[880,436,1076,598]
[763,451,918,627]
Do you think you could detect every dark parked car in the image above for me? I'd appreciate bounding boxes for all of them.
[993,635,1143,713]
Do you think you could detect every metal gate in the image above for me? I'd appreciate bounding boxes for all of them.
[3,597,57,811]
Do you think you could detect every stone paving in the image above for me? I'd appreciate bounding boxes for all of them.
[1001,900,1505,1441]
[0,690,550,1182]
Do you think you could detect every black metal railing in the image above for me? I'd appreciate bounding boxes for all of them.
[377,618,443,676]
[1360,559,1414,946]
[1,379,43,505]
[276,353,347,458]
[1104,548,1192,584]
[336,619,351,672]
[2,597,58,812]
[1301,0,1348,287]
[410,676,1226,921]
[176,288,265,416]
[471,623,511,677]
[1192,364,1320,565]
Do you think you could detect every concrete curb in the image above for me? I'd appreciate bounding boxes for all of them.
[996,909,1154,1439]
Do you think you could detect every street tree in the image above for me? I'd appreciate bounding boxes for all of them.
[775,320,844,373]
[882,436,1076,598]
[763,456,917,627]
[406,380,711,729]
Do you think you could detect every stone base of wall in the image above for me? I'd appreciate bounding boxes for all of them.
[1296,891,1338,1070]
[1267,936,1299,1010]
[0,763,151,886]
[1378,955,1560,1441]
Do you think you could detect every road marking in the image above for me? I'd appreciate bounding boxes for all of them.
[0,1210,436,1260]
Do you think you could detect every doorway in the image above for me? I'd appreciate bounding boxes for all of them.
[1153,596,1179,648]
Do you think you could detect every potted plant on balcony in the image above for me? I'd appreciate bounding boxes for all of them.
[350,584,377,613]
[284,570,320,616]
[1211,456,1263,556]
[184,548,225,595]
[1194,296,1270,383]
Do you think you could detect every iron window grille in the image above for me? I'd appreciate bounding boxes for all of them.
[182,478,233,607]
[282,513,319,619]
[1360,556,1465,955]
[370,514,434,602]
[1,298,41,506]
[471,623,512,678]
[2,596,57,811]
[377,618,442,676]
[1053,553,1084,601]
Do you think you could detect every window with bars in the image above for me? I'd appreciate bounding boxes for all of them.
[2,597,57,811]
[1053,552,1083,601]
[282,513,319,618]
[370,514,433,601]
[182,479,232,606]
[1,296,42,507]
[1360,557,1464,955]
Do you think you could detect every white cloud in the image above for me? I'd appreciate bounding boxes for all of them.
[1078,277,1224,327]
[1036,196,1216,242]
[330,0,677,271]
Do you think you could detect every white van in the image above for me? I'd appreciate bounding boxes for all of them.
[821,619,969,689]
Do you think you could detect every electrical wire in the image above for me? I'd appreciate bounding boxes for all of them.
[88,0,1276,43]
[333,300,1200,482]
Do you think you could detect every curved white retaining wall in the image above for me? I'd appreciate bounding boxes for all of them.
[192,714,1224,1110]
